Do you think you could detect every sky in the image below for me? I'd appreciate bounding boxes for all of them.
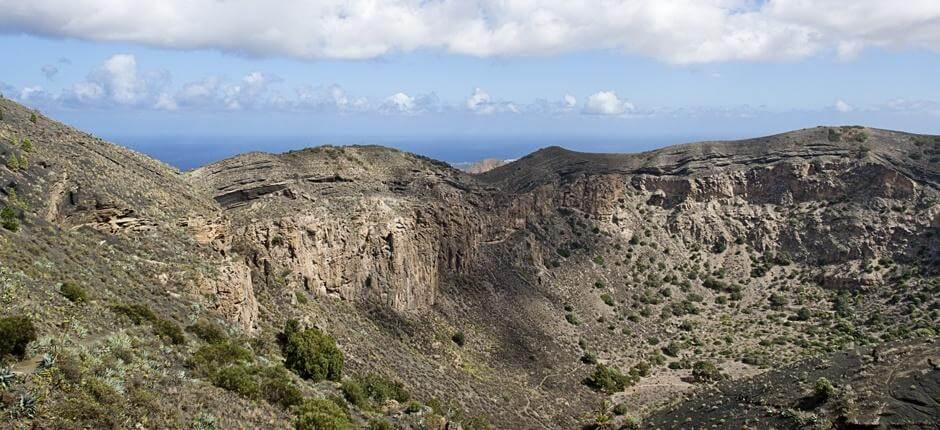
[1,1,940,164]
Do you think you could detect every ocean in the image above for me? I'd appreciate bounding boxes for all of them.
[109,135,704,171]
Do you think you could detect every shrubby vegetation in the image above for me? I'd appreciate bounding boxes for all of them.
[295,398,353,430]
[60,282,88,303]
[110,303,185,344]
[0,315,36,358]
[282,320,344,382]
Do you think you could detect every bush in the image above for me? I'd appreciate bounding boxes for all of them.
[60,282,88,303]
[662,342,681,357]
[211,365,261,400]
[282,321,344,382]
[152,318,185,345]
[358,373,410,404]
[295,398,352,430]
[190,342,253,375]
[691,361,722,383]
[612,402,629,416]
[260,366,303,409]
[341,379,367,407]
[600,293,615,306]
[110,303,157,324]
[0,315,37,359]
[188,320,228,344]
[585,364,634,393]
[451,331,465,347]
[565,313,581,325]
[1,206,18,231]
[813,377,836,401]
[580,351,598,364]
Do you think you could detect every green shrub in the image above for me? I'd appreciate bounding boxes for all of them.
[30,113,37,123]
[188,320,228,344]
[565,313,581,325]
[585,364,633,393]
[452,331,465,347]
[152,318,185,345]
[813,377,836,401]
[110,303,157,324]
[20,138,32,152]
[1,206,18,231]
[282,321,344,382]
[341,379,367,407]
[0,315,37,358]
[580,351,598,364]
[295,398,352,430]
[662,342,681,357]
[212,365,261,400]
[600,293,615,306]
[368,419,393,430]
[358,373,410,404]
[260,366,304,409]
[612,402,629,416]
[691,361,722,383]
[768,293,788,308]
[190,342,253,375]
[60,282,88,303]
[403,400,421,413]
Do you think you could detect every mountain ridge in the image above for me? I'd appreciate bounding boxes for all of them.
[1,97,938,429]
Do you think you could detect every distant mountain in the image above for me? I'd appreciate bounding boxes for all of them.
[452,157,510,174]
[1,96,938,429]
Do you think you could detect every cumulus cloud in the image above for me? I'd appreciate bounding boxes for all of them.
[834,99,853,112]
[57,54,169,108]
[528,94,579,115]
[2,1,939,64]
[584,91,634,116]
[465,88,519,115]
[295,84,369,113]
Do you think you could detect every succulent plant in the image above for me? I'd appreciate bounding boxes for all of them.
[0,367,15,388]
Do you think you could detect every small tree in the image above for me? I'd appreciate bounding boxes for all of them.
[282,321,344,382]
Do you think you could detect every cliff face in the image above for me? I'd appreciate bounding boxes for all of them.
[481,127,939,270]
[187,145,490,313]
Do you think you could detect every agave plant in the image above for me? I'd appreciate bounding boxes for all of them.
[39,352,56,370]
[8,393,37,419]
[0,367,15,388]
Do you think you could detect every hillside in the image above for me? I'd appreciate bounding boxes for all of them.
[0,97,938,429]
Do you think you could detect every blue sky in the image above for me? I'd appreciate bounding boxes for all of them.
[2,1,940,163]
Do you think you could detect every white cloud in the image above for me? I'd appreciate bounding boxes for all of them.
[465,88,519,115]
[466,88,493,114]
[57,54,168,108]
[381,92,415,114]
[584,91,634,116]
[295,84,369,113]
[834,99,853,112]
[563,94,577,109]
[2,1,939,64]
